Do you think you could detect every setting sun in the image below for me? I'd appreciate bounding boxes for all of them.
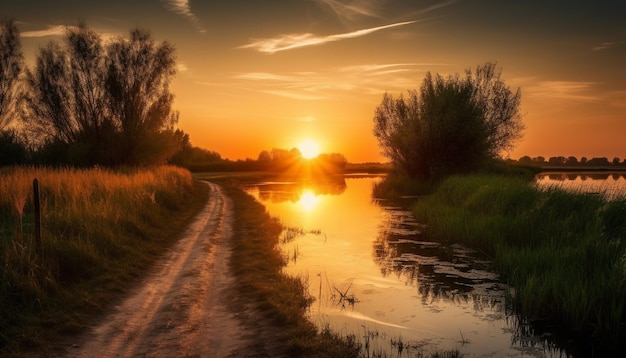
[298,140,321,159]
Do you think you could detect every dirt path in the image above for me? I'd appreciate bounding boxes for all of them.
[64,181,277,357]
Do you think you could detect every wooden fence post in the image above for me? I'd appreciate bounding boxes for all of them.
[33,178,42,257]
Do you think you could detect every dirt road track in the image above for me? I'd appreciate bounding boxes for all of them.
[64,181,279,357]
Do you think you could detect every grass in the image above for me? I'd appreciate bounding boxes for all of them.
[410,174,626,348]
[0,165,208,356]
[220,182,362,357]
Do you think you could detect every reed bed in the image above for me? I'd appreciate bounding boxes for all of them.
[412,174,626,345]
[0,165,203,354]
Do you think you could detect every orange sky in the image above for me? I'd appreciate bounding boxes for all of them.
[5,0,626,162]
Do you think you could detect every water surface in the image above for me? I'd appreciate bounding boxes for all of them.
[536,172,626,199]
[247,176,563,357]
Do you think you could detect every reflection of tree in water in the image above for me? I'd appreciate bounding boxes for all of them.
[373,206,506,311]
[255,176,346,204]
[373,205,583,356]
[538,172,626,181]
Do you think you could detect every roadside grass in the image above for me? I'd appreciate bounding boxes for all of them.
[411,174,626,345]
[0,166,208,356]
[221,183,362,357]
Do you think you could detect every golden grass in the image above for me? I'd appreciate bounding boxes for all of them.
[0,165,204,355]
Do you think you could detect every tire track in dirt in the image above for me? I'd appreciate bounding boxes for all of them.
[64,182,272,357]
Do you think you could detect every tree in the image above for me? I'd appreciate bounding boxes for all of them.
[0,18,23,131]
[22,23,116,164]
[21,24,182,166]
[106,28,179,165]
[373,63,523,179]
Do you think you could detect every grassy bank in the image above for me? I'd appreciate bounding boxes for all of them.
[410,174,626,346]
[0,166,208,355]
[220,183,361,357]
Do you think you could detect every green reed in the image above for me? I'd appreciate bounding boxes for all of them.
[412,174,626,343]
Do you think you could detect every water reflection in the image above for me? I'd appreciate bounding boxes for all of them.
[256,176,346,204]
[536,171,626,199]
[373,206,505,310]
[298,190,320,212]
[246,177,569,357]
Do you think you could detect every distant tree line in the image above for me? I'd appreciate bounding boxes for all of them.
[0,19,188,167]
[516,156,626,168]
[172,145,348,174]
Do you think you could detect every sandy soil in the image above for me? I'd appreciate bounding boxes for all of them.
[61,182,282,357]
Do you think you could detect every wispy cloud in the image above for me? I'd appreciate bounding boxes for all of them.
[527,81,601,102]
[161,0,206,33]
[177,62,189,73]
[21,25,74,38]
[592,40,626,51]
[403,0,458,18]
[315,0,458,24]
[231,62,433,100]
[239,20,416,53]
[314,0,384,21]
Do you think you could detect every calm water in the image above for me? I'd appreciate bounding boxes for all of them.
[535,172,626,199]
[246,176,568,357]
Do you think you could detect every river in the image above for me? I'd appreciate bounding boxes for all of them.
[245,175,581,357]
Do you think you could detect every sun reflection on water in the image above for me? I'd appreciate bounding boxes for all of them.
[298,189,319,212]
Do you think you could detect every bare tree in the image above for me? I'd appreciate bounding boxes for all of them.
[0,18,24,130]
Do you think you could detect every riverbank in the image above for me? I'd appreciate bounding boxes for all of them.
[214,180,362,357]
[405,174,626,355]
[0,166,208,356]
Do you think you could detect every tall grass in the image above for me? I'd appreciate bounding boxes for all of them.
[0,165,205,355]
[412,174,626,345]
[221,183,361,357]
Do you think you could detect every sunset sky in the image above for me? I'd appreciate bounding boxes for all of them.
[4,0,625,162]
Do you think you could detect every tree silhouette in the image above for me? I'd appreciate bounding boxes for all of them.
[0,18,23,131]
[373,63,523,179]
[106,28,179,165]
[21,24,183,166]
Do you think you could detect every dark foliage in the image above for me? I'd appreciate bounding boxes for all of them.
[20,23,184,167]
[373,63,523,179]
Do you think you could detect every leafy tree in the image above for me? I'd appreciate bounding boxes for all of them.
[518,156,533,165]
[0,18,23,131]
[22,24,116,164]
[21,24,182,166]
[106,28,179,165]
[373,63,523,179]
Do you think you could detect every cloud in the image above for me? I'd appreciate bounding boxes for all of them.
[592,40,626,51]
[260,90,328,101]
[404,0,458,18]
[314,0,384,21]
[161,0,206,33]
[176,62,189,73]
[21,25,74,38]
[527,81,601,102]
[315,0,458,24]
[239,20,416,53]
[232,62,429,100]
